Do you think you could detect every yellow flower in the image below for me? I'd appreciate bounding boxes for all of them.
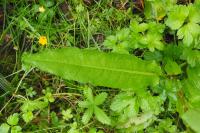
[39,36,47,46]
[39,6,45,13]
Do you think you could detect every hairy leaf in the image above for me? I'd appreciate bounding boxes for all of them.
[82,108,93,124]
[78,101,91,108]
[22,47,161,90]
[94,106,111,125]
[118,112,154,129]
[94,92,107,105]
[84,87,93,102]
[110,92,135,112]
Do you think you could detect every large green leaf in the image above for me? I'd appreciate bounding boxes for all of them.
[22,47,161,90]
[182,109,200,133]
[0,123,10,133]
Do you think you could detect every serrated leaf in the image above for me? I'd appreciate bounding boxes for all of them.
[10,126,22,133]
[160,79,180,102]
[84,87,93,102]
[78,101,91,108]
[7,113,19,126]
[82,108,94,124]
[183,67,200,107]
[165,5,189,30]
[130,21,148,33]
[129,21,165,51]
[104,28,131,54]
[163,45,183,60]
[148,22,165,34]
[119,112,154,129]
[22,111,34,123]
[139,33,164,52]
[144,0,176,20]
[94,92,107,105]
[140,95,163,115]
[123,100,138,118]
[62,109,73,121]
[157,118,177,133]
[110,92,135,112]
[182,109,200,133]
[181,48,200,67]
[177,22,200,46]
[94,106,111,125]
[20,100,48,112]
[22,47,161,90]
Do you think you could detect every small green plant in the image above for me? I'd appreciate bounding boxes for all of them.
[62,108,73,121]
[0,113,22,133]
[166,4,200,47]
[79,87,110,125]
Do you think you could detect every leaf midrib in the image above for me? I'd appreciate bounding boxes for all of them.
[29,59,158,76]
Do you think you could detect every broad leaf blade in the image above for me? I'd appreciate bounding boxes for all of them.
[22,48,161,90]
[0,123,10,133]
[182,109,200,133]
